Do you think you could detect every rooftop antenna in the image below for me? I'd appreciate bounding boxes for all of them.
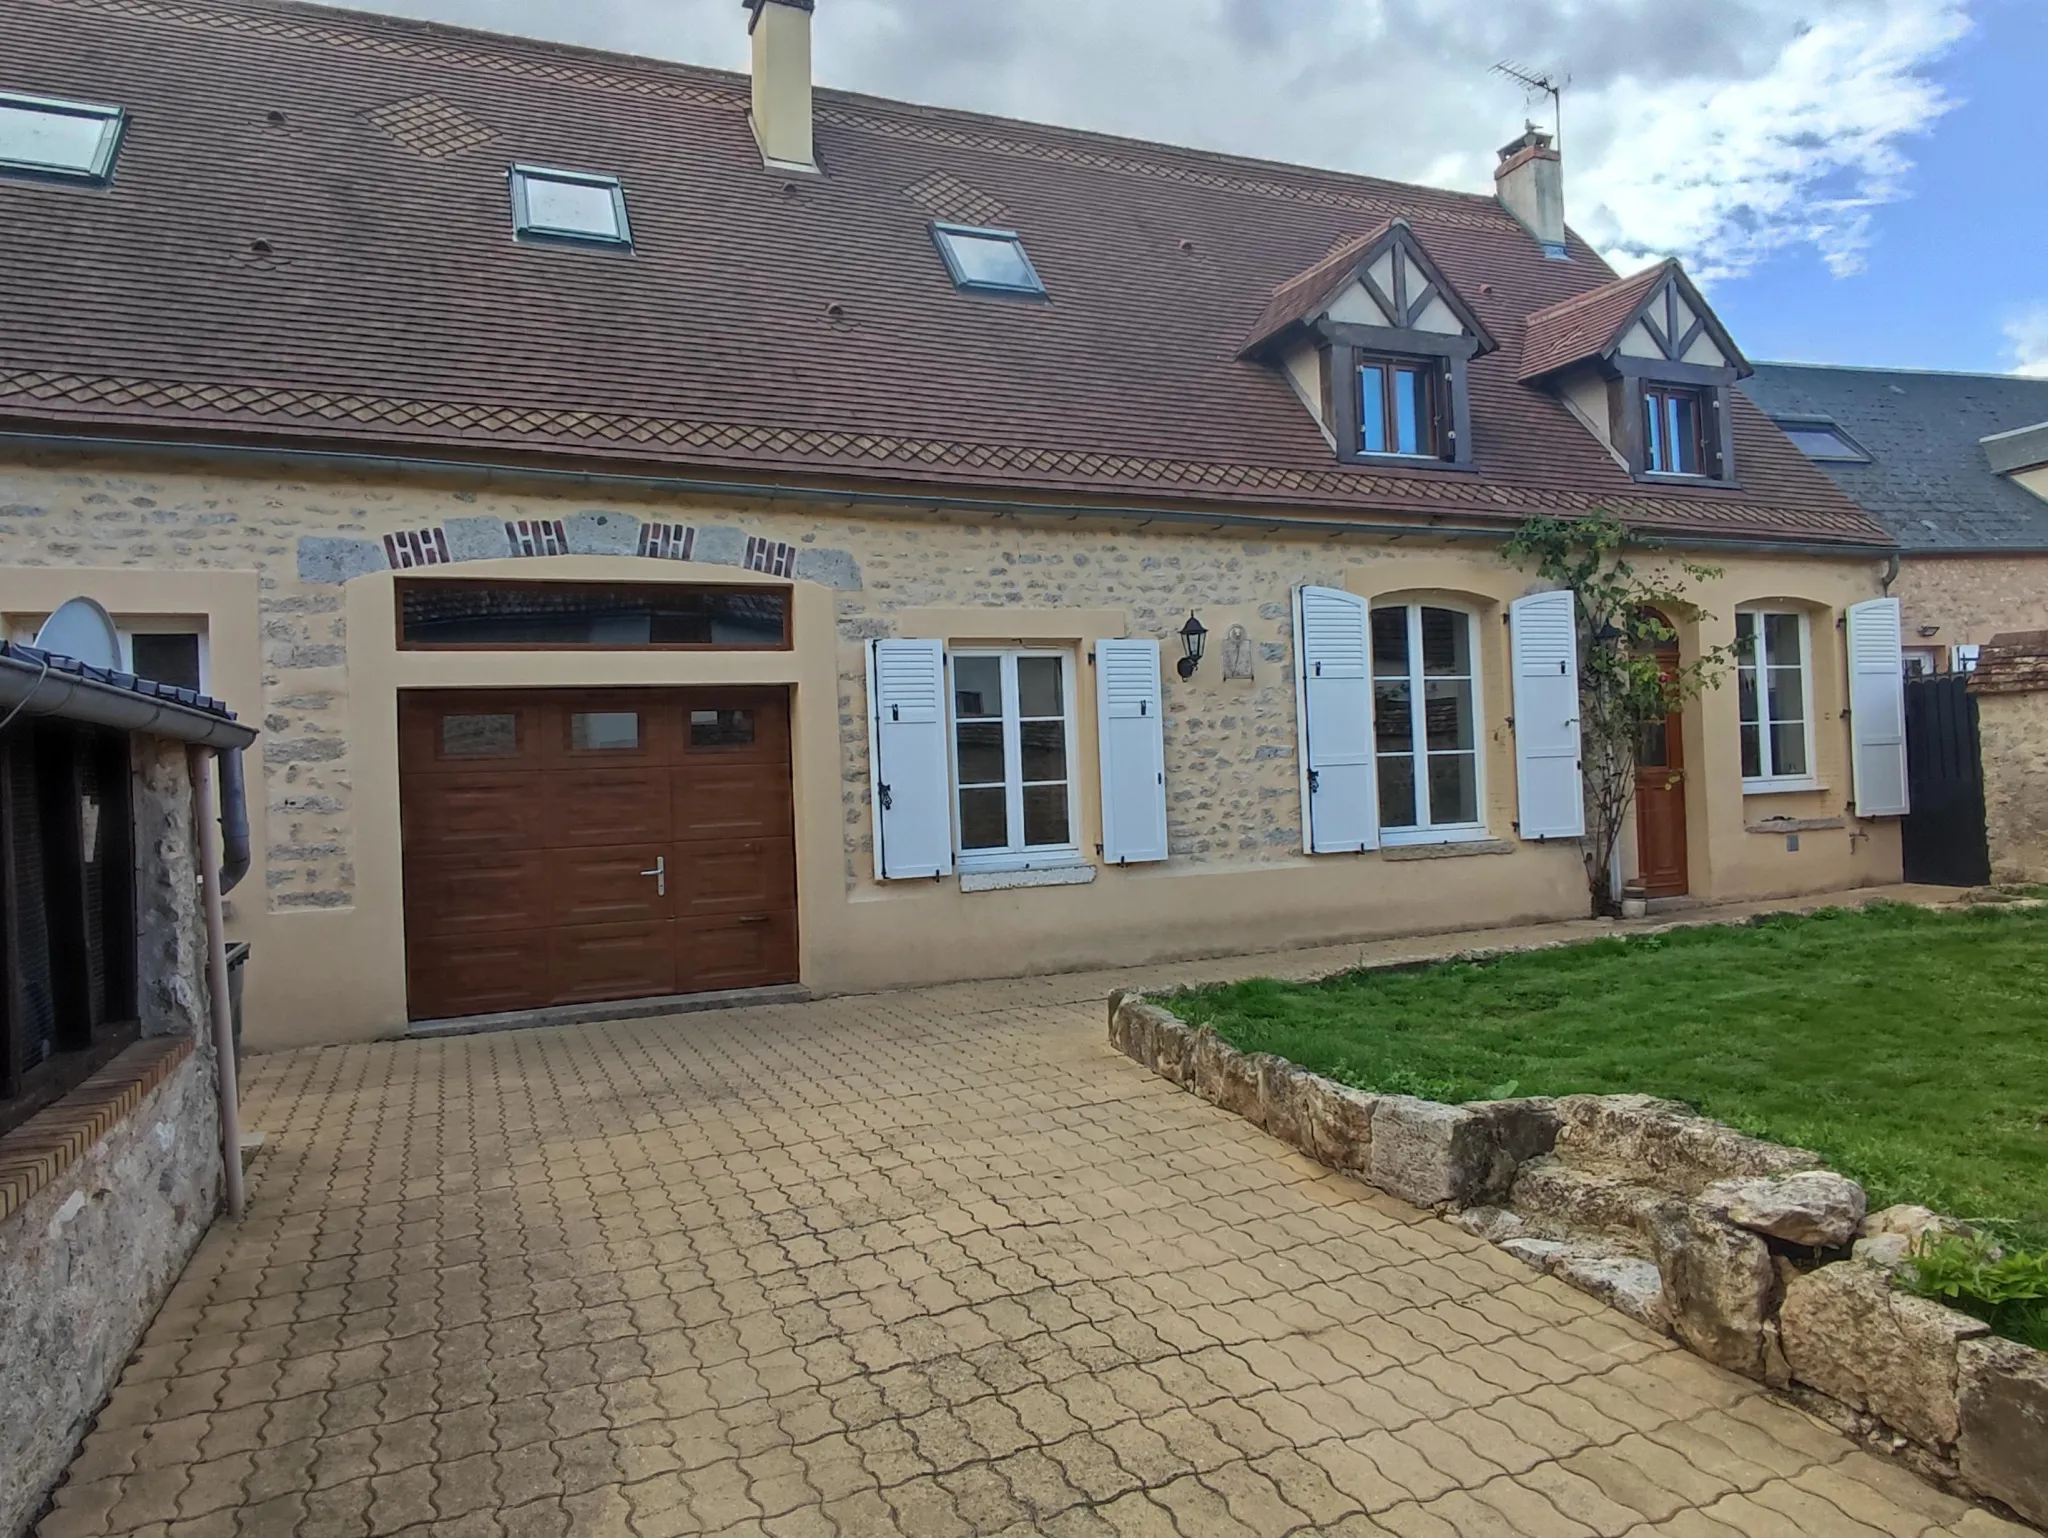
[1491,60,1568,150]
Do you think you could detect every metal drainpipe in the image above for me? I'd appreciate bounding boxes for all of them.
[193,746,246,1220]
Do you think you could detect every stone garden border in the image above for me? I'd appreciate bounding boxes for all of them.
[1108,990,2048,1530]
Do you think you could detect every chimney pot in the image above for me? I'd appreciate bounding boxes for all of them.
[742,0,817,174]
[1494,124,1566,259]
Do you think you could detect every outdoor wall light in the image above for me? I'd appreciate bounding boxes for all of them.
[1177,611,1208,679]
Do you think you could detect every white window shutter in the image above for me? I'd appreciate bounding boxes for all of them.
[867,639,954,879]
[1293,586,1378,853]
[1510,590,1586,839]
[1096,638,1169,864]
[1847,597,1910,816]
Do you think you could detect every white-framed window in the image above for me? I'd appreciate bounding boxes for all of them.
[1902,647,1939,679]
[1736,608,1815,790]
[948,649,1078,870]
[1370,603,1484,842]
[1953,644,1981,674]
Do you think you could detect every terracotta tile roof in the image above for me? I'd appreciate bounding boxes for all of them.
[1518,262,1675,382]
[0,0,1890,548]
[1240,220,1397,354]
[1969,631,2048,695]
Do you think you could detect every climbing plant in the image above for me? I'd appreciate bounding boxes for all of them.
[1503,511,1732,914]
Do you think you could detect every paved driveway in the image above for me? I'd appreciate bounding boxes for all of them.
[42,962,2022,1537]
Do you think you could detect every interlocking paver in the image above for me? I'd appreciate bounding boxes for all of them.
[36,954,2035,1537]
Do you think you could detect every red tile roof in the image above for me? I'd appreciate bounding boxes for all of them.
[1240,220,1398,354]
[0,0,1890,547]
[1518,262,1675,382]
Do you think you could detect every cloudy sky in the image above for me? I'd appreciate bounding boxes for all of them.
[349,0,2040,375]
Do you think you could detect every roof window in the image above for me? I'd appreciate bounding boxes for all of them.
[0,92,126,183]
[509,165,632,248]
[931,223,1046,298]
[1775,418,1871,463]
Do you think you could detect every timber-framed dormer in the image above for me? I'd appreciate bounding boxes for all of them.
[1242,219,1496,471]
[1520,259,1752,489]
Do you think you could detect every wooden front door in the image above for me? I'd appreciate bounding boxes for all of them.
[1634,643,1689,899]
[399,688,797,1022]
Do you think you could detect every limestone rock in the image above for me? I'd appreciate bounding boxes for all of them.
[1183,1028,1229,1104]
[1446,1206,1525,1244]
[1209,1048,1265,1126]
[1852,1234,1913,1271]
[1957,1336,2048,1526]
[1554,1093,1822,1195]
[1151,1015,1191,1087]
[1466,1097,1562,1165]
[1510,1156,1673,1246]
[1698,1171,1867,1248]
[1499,1236,1570,1271]
[1556,1255,1669,1333]
[1860,1203,1968,1249]
[1367,1097,1509,1209]
[1257,1057,1318,1155]
[1649,1205,1780,1379]
[1299,1079,1378,1173]
[1778,1260,1988,1450]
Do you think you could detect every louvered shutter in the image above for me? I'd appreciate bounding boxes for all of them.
[1847,598,1909,816]
[1293,586,1378,853]
[1096,638,1168,865]
[867,639,954,879]
[1510,590,1586,839]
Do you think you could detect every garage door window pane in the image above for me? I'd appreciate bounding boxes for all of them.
[689,709,755,748]
[399,581,788,648]
[571,712,640,751]
[443,714,517,758]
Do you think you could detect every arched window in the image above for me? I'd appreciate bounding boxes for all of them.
[1370,602,1484,839]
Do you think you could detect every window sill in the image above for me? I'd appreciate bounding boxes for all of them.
[1342,452,1477,474]
[1380,838,1516,862]
[1742,779,1822,796]
[1634,471,1741,491]
[0,1035,192,1227]
[958,863,1096,894]
[1381,826,1494,849]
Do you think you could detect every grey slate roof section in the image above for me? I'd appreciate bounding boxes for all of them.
[1984,422,2048,477]
[1742,364,2048,552]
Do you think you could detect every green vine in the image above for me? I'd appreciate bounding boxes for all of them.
[1502,511,1732,914]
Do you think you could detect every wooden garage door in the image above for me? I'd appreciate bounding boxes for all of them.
[399,688,797,1022]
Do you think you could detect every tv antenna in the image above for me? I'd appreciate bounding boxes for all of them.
[1491,60,1568,149]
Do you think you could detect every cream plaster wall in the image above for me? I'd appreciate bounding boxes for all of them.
[1895,553,2048,661]
[2014,466,2048,502]
[0,448,1902,1048]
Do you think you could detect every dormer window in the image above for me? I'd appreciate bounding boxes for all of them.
[1359,356,1444,458]
[1643,384,1708,476]
[1241,219,1495,471]
[1521,260,1750,489]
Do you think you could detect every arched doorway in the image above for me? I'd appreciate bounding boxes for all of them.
[1634,615,1689,898]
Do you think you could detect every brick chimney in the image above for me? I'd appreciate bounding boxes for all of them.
[1495,125,1566,259]
[743,0,817,173]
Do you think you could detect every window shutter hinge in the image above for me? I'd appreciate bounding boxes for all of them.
[1087,650,1096,664]
[878,783,893,811]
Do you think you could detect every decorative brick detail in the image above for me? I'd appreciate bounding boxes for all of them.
[638,522,695,561]
[506,518,568,557]
[903,171,1007,228]
[0,1035,194,1227]
[383,527,450,568]
[745,535,797,577]
[364,94,496,158]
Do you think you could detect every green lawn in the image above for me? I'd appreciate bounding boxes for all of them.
[1170,903,2048,1248]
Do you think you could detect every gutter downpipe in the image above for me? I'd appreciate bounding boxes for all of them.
[217,747,251,893]
[192,747,245,1220]
[0,429,1904,562]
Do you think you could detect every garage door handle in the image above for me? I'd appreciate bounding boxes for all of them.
[642,856,667,897]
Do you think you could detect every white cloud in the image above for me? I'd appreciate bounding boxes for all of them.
[342,0,1968,284]
[2009,306,2048,378]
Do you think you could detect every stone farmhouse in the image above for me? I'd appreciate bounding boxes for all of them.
[0,0,1917,1052]
[1744,364,2048,676]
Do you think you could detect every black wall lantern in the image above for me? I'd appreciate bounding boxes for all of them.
[1177,611,1208,679]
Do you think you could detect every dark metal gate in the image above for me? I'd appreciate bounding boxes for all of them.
[1902,674,1990,886]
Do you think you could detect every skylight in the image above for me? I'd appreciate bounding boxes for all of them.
[1776,419,1871,464]
[509,165,632,248]
[0,92,126,183]
[931,223,1046,298]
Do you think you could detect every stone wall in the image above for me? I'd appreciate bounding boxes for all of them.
[0,736,223,1538]
[1112,992,2048,1528]
[0,1043,220,1538]
[1975,677,2048,886]
[1896,554,2048,667]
